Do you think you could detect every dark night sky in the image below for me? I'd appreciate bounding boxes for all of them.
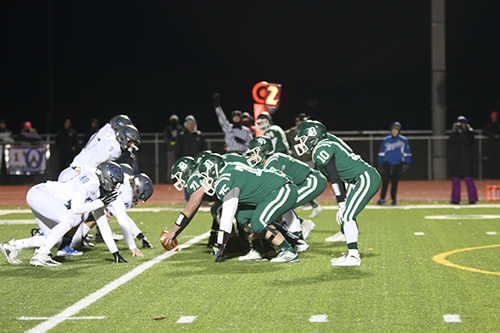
[1,1,499,134]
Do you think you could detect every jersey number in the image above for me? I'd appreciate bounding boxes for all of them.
[317,150,331,164]
[235,164,262,176]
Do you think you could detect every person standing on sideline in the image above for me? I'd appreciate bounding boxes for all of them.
[376,122,411,206]
[213,93,252,154]
[449,116,478,204]
[163,114,183,182]
[56,119,79,173]
[482,111,500,139]
[481,111,500,179]
[82,118,100,147]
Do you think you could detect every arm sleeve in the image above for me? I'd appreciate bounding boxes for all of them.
[378,140,386,164]
[215,106,232,133]
[93,208,118,253]
[219,187,240,233]
[323,155,346,203]
[403,139,412,163]
[70,186,104,215]
[108,197,136,250]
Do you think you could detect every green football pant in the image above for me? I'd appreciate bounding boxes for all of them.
[250,183,298,234]
[294,170,327,208]
[341,167,381,224]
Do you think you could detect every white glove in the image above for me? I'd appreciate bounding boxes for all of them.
[336,202,346,225]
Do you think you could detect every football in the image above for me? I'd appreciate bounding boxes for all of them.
[160,231,179,252]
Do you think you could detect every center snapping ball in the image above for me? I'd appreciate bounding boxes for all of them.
[160,230,179,252]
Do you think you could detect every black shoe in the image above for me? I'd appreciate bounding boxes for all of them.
[141,237,153,248]
[391,200,397,206]
[451,201,460,205]
[31,228,42,237]
[377,199,386,205]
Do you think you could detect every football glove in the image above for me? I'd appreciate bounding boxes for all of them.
[112,251,127,263]
[336,202,346,226]
[101,190,119,205]
[213,93,221,108]
[402,163,410,173]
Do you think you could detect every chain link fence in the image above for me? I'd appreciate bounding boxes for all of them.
[1,130,499,185]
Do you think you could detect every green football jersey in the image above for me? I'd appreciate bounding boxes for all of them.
[214,162,290,204]
[186,171,202,195]
[222,153,250,165]
[313,133,372,183]
[263,152,311,185]
[263,125,290,153]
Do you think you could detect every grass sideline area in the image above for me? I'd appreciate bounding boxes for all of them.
[1,204,500,332]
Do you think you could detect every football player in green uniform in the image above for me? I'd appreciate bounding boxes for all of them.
[198,153,300,263]
[256,111,290,154]
[246,136,326,240]
[295,120,381,266]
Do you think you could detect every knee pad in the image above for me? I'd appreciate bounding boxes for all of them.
[258,225,279,244]
[242,221,255,237]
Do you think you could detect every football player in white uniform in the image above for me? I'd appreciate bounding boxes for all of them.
[0,162,126,266]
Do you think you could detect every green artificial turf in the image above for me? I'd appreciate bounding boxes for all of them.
[1,205,499,332]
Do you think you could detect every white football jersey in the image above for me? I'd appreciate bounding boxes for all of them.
[82,123,116,150]
[120,174,134,209]
[70,137,121,168]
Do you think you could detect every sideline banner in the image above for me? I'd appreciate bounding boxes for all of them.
[4,144,50,175]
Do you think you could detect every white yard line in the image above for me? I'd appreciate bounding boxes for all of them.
[24,231,210,333]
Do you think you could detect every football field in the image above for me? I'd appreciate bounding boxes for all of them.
[1,203,500,332]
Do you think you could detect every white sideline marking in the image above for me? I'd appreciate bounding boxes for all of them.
[309,315,329,323]
[443,314,462,323]
[414,232,425,235]
[19,316,105,320]
[0,219,37,225]
[425,215,500,220]
[176,316,197,324]
[24,231,210,333]
[487,231,497,235]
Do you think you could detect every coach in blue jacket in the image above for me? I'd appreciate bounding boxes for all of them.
[377,122,412,205]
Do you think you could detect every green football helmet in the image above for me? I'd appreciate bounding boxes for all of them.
[171,156,196,191]
[194,150,212,167]
[256,112,272,131]
[198,153,226,196]
[294,120,327,156]
[246,136,274,166]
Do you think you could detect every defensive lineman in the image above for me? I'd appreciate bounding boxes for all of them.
[294,120,381,266]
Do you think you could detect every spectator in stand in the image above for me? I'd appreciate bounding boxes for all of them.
[55,119,78,173]
[213,93,253,154]
[82,118,100,146]
[0,119,14,143]
[376,122,411,206]
[449,116,478,204]
[174,115,207,201]
[174,115,207,160]
[163,114,183,183]
[17,121,42,143]
[483,111,500,139]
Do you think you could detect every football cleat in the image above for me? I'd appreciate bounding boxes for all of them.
[238,249,268,261]
[300,219,316,240]
[30,250,61,267]
[112,251,128,263]
[210,246,219,256]
[376,199,386,206]
[31,228,42,237]
[309,204,323,218]
[294,239,309,253]
[330,253,361,266]
[56,245,83,257]
[0,240,22,264]
[270,249,300,263]
[325,231,346,242]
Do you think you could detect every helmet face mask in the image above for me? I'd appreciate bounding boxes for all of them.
[133,173,154,203]
[246,136,274,166]
[116,124,141,156]
[198,154,226,196]
[96,161,124,193]
[294,121,326,156]
[171,157,196,191]
[256,112,272,131]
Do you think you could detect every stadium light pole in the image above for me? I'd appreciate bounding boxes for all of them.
[431,0,447,180]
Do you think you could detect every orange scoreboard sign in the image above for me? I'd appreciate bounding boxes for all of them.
[252,81,282,136]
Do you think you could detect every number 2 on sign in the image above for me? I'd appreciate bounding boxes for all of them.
[265,85,279,106]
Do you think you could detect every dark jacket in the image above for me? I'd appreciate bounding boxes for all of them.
[448,122,475,177]
[56,128,78,154]
[174,116,206,160]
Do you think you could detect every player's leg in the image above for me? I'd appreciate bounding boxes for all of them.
[250,183,300,263]
[332,168,381,267]
[390,163,402,205]
[464,176,478,203]
[377,162,390,205]
[451,176,461,204]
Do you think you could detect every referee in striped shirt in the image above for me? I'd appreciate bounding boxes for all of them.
[213,93,253,154]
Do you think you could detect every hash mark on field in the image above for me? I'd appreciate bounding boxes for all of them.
[176,316,197,323]
[487,231,497,235]
[414,232,425,235]
[443,314,461,323]
[309,315,329,323]
[19,316,105,320]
